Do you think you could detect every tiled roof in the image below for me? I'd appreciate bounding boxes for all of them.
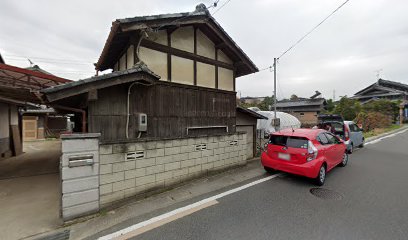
[42,62,159,93]
[275,98,326,108]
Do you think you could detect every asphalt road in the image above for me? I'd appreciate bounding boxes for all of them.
[118,130,408,240]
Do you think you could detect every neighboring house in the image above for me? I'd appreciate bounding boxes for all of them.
[351,79,408,122]
[240,96,266,105]
[351,79,408,103]
[0,62,71,159]
[42,4,259,212]
[275,92,327,127]
[236,107,267,159]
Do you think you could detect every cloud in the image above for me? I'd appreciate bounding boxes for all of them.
[1,0,407,98]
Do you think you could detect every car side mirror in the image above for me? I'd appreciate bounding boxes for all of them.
[359,128,364,132]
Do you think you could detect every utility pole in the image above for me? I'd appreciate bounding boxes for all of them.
[273,58,277,120]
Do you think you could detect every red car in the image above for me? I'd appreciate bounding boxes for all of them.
[261,128,348,185]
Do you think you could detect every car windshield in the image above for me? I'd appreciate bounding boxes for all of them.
[269,135,309,149]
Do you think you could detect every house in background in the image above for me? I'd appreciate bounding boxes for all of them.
[351,79,408,122]
[275,91,327,127]
[42,4,259,212]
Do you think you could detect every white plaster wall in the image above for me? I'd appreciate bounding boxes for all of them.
[139,47,168,81]
[197,29,215,59]
[171,27,194,53]
[119,54,126,71]
[126,45,134,69]
[147,30,168,46]
[9,105,18,125]
[218,67,234,91]
[197,62,215,88]
[171,56,194,85]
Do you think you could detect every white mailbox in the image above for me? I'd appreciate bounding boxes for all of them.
[136,113,147,132]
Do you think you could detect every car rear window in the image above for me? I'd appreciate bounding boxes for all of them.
[269,135,309,149]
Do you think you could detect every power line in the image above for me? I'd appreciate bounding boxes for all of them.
[278,0,351,59]
[212,0,233,15]
[257,0,351,74]
[155,1,220,31]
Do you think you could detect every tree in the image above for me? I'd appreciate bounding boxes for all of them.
[332,96,361,120]
[325,99,335,112]
[258,96,275,111]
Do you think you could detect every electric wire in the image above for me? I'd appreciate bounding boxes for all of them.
[257,0,351,73]
[278,0,350,59]
[155,0,220,31]
[212,0,232,15]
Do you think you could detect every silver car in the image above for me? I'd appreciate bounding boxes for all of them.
[344,121,364,153]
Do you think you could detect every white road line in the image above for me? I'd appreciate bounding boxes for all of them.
[365,128,408,145]
[98,173,281,240]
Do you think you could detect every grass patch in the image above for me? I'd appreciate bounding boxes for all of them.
[363,124,402,139]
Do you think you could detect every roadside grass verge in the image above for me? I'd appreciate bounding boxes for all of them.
[363,124,402,139]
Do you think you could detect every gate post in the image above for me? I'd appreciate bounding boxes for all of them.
[60,133,100,221]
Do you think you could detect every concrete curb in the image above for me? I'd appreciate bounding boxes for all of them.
[364,125,408,143]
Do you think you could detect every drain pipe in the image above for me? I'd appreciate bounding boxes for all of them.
[126,82,138,139]
[53,104,87,133]
[125,30,148,139]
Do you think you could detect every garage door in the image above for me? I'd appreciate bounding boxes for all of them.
[236,126,254,159]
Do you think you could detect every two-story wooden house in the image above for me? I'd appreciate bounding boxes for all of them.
[43,4,258,141]
[43,4,259,209]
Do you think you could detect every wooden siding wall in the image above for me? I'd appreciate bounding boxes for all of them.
[88,82,236,141]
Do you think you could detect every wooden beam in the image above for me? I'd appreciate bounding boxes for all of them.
[215,48,218,89]
[140,39,234,70]
[167,29,172,81]
[193,26,197,86]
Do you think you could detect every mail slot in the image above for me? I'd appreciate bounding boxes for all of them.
[68,155,94,167]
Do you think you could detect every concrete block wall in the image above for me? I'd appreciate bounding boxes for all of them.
[60,133,101,221]
[99,132,247,207]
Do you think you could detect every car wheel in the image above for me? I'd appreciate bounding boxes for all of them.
[264,166,275,174]
[315,164,326,186]
[339,152,348,167]
[348,143,353,154]
[359,140,364,148]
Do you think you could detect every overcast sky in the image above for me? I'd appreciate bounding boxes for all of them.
[1,0,408,100]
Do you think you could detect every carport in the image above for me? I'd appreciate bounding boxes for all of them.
[0,62,71,239]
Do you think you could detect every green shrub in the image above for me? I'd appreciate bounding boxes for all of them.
[355,111,392,131]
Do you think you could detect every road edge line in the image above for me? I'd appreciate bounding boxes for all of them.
[98,173,281,240]
[365,128,408,145]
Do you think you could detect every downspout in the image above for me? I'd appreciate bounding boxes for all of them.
[126,82,138,139]
[53,104,87,133]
